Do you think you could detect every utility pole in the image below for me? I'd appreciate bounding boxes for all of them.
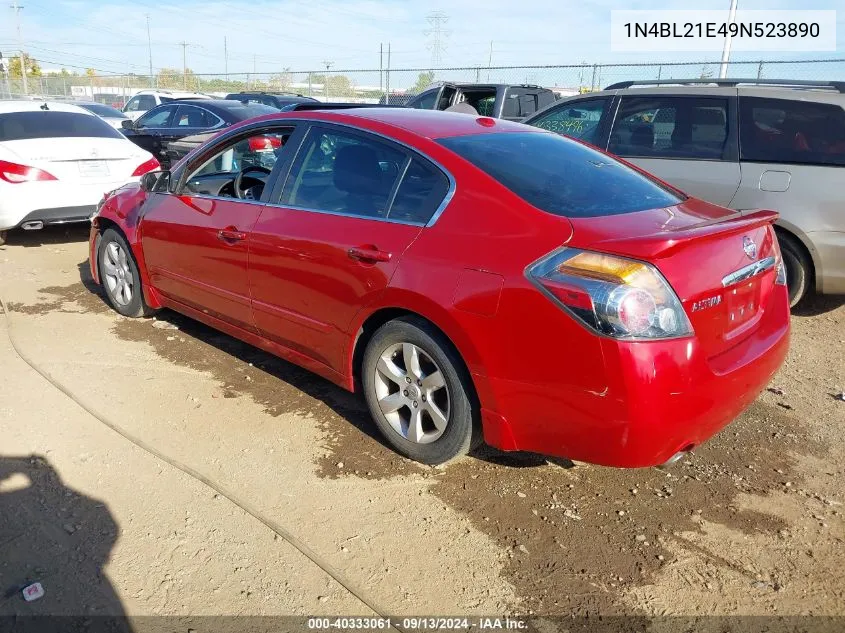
[11,1,27,95]
[719,0,739,78]
[224,36,228,80]
[487,40,493,81]
[425,11,449,67]
[179,40,189,89]
[322,60,333,100]
[145,14,154,87]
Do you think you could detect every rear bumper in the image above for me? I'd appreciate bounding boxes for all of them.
[480,286,790,468]
[18,205,95,227]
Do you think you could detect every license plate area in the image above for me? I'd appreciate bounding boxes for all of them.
[78,160,110,177]
[725,280,761,330]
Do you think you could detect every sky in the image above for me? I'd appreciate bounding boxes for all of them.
[1,0,843,81]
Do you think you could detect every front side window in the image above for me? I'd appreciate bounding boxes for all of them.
[135,95,156,110]
[529,99,609,144]
[439,131,683,218]
[739,96,845,167]
[137,106,175,129]
[608,96,729,160]
[283,127,406,219]
[124,97,142,112]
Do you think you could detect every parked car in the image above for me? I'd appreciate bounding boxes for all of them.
[89,108,789,467]
[76,102,130,130]
[122,89,211,121]
[406,83,557,121]
[225,91,318,110]
[523,78,845,306]
[0,101,158,245]
[120,99,278,168]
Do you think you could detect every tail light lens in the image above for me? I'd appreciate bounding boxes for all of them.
[131,156,160,177]
[248,135,282,151]
[0,159,58,184]
[528,248,693,340]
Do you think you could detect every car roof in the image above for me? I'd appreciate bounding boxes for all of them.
[227,93,316,102]
[260,107,534,139]
[133,89,209,98]
[0,101,94,115]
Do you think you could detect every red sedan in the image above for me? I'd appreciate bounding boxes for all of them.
[88,108,790,467]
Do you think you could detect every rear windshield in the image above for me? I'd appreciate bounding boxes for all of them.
[79,103,125,118]
[0,111,123,141]
[438,131,684,217]
[220,103,279,119]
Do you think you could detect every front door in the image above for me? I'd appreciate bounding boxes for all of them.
[249,124,451,375]
[141,124,298,331]
[129,104,179,163]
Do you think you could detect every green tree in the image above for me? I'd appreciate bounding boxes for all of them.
[413,71,435,92]
[8,53,41,78]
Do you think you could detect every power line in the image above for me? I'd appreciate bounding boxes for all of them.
[424,11,449,67]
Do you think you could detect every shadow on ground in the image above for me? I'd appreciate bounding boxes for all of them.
[2,225,90,248]
[0,454,130,627]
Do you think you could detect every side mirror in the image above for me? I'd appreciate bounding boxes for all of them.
[140,170,170,192]
[121,118,134,131]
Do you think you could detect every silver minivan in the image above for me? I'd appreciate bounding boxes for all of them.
[524,79,845,306]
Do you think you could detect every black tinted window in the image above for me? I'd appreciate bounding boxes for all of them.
[174,105,219,127]
[502,89,544,119]
[740,97,845,167]
[0,111,123,141]
[609,97,729,159]
[410,90,438,110]
[284,127,406,219]
[529,99,609,144]
[439,132,683,218]
[221,103,278,120]
[389,159,450,224]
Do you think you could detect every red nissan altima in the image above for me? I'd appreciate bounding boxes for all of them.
[88,108,790,467]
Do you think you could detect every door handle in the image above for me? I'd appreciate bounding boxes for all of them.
[348,246,392,263]
[218,227,247,242]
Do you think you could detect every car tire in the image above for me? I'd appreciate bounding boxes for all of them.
[362,317,480,465]
[777,232,812,308]
[98,228,156,318]
[0,230,7,246]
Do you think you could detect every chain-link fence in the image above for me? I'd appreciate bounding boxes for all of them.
[2,58,844,105]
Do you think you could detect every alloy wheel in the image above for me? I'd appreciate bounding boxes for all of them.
[102,241,134,307]
[373,342,450,444]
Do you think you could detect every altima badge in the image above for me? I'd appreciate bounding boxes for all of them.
[692,295,722,312]
[742,236,757,260]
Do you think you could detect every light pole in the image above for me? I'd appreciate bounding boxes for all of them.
[719,0,739,79]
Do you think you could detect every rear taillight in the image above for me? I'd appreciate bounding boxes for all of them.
[528,248,693,340]
[132,156,160,177]
[0,159,57,184]
[248,135,282,151]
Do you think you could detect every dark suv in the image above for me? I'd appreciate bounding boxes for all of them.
[224,91,318,110]
[406,83,558,121]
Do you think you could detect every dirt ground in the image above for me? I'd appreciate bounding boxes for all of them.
[1,225,843,622]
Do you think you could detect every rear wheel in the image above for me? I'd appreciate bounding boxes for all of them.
[362,317,479,465]
[777,232,812,308]
[98,228,156,318]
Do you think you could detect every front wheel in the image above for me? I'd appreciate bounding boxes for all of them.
[0,230,7,246]
[98,228,156,318]
[362,317,480,465]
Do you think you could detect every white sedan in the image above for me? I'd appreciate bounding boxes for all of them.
[0,101,159,245]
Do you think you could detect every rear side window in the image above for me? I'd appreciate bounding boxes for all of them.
[438,132,683,218]
[410,90,438,110]
[739,97,845,167]
[389,159,450,224]
[529,98,609,144]
[0,111,123,141]
[609,96,729,160]
[502,89,546,119]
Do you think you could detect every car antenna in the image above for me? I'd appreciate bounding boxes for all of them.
[40,102,49,110]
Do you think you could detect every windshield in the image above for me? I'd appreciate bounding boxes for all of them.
[438,131,683,218]
[0,111,124,141]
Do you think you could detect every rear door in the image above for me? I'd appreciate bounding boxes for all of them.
[249,123,451,374]
[607,94,741,206]
[140,123,300,331]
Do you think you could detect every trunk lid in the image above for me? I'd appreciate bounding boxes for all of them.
[1,138,148,183]
[569,197,781,357]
